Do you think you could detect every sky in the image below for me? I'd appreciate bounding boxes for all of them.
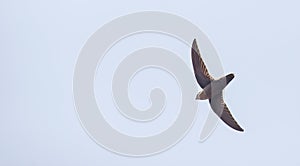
[1,0,300,165]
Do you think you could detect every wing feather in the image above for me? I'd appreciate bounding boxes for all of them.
[191,39,214,88]
[209,93,244,132]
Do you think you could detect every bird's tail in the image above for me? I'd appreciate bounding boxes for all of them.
[225,73,234,84]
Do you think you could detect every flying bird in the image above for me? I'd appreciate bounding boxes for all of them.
[191,39,244,132]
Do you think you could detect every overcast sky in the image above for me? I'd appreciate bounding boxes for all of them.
[1,0,299,165]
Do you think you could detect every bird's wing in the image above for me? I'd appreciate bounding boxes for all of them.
[191,39,214,88]
[209,93,244,132]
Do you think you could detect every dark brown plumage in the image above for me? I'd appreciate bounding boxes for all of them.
[191,39,244,132]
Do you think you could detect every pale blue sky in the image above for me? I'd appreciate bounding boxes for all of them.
[1,0,299,165]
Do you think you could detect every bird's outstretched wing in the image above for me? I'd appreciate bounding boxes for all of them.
[209,93,244,132]
[191,39,214,88]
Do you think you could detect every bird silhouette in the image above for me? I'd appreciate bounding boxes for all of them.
[191,39,244,132]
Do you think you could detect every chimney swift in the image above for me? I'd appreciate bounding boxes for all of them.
[191,39,244,132]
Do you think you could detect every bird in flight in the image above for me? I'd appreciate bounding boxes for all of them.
[191,39,244,132]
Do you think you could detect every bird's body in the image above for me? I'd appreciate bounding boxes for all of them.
[191,39,244,132]
[196,74,234,100]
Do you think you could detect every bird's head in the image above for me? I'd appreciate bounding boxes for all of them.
[196,90,209,100]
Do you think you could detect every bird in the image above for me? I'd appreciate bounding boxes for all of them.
[191,38,244,132]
